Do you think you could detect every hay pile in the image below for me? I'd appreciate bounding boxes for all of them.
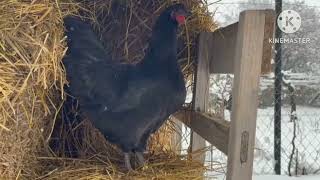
[0,0,79,178]
[0,0,216,179]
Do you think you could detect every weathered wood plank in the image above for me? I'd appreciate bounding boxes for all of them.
[173,110,230,155]
[207,11,275,74]
[190,32,210,163]
[226,10,273,180]
[170,118,182,154]
[261,10,276,74]
[209,23,238,74]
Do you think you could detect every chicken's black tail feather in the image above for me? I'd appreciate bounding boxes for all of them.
[63,16,109,62]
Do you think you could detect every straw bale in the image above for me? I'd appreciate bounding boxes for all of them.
[0,0,78,178]
[0,0,216,179]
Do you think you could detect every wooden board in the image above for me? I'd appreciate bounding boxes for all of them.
[170,118,182,154]
[173,110,230,155]
[206,10,275,74]
[208,23,238,74]
[172,9,275,180]
[190,32,210,163]
[226,10,272,180]
[261,10,276,74]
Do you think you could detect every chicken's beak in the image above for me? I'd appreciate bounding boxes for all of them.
[186,11,192,17]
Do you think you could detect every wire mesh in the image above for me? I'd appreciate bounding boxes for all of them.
[200,0,320,177]
[203,73,320,177]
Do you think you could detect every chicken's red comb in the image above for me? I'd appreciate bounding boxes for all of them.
[176,15,186,25]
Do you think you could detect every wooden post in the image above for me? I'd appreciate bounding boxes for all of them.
[174,110,230,154]
[171,118,182,154]
[173,9,275,179]
[226,10,269,180]
[190,33,210,163]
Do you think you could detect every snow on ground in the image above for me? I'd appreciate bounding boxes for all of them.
[253,106,320,175]
[208,173,320,180]
[183,73,320,178]
[208,106,320,174]
[254,175,320,180]
[201,106,320,179]
[212,174,320,180]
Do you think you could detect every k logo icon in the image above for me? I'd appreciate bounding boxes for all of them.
[277,10,301,34]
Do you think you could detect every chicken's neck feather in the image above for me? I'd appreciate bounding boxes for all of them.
[141,15,179,69]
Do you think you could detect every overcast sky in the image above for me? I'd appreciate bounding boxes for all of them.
[209,0,320,26]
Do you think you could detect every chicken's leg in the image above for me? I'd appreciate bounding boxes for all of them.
[124,153,133,171]
[135,152,145,167]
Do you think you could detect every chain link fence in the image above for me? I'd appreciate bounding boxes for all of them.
[257,72,320,175]
[198,1,320,177]
[203,72,320,178]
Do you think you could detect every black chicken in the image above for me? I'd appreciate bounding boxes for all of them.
[63,4,189,170]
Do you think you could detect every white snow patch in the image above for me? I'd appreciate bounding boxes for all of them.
[254,175,320,180]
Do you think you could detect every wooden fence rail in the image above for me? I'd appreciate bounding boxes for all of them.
[173,9,276,180]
